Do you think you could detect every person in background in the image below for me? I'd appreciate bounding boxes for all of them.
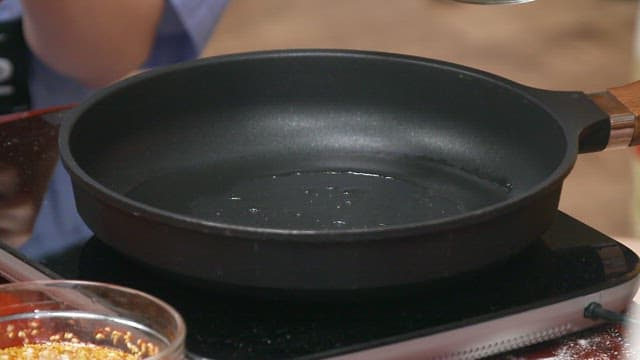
[0,0,229,259]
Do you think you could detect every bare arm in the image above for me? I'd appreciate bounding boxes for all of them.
[20,1,164,88]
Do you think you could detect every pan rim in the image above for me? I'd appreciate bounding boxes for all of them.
[58,48,578,241]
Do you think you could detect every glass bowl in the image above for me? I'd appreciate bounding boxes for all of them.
[0,280,185,359]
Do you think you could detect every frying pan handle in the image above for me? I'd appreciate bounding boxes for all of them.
[526,87,610,153]
[527,83,640,153]
[588,81,640,149]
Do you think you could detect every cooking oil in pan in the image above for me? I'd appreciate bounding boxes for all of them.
[125,164,511,231]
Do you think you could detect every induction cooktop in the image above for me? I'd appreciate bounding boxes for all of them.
[0,211,638,359]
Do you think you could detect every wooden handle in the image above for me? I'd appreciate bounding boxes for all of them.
[607,81,640,146]
[609,81,640,116]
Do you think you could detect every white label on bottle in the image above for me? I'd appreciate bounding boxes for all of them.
[0,58,14,82]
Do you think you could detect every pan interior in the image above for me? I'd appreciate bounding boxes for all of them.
[124,158,511,230]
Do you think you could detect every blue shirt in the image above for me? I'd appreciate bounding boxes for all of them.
[0,0,228,259]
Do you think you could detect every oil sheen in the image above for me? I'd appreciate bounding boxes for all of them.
[125,163,511,230]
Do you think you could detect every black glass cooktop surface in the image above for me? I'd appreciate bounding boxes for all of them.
[34,212,640,359]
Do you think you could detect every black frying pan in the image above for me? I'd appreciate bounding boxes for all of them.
[58,50,634,294]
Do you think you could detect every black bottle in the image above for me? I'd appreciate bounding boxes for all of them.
[0,18,30,114]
